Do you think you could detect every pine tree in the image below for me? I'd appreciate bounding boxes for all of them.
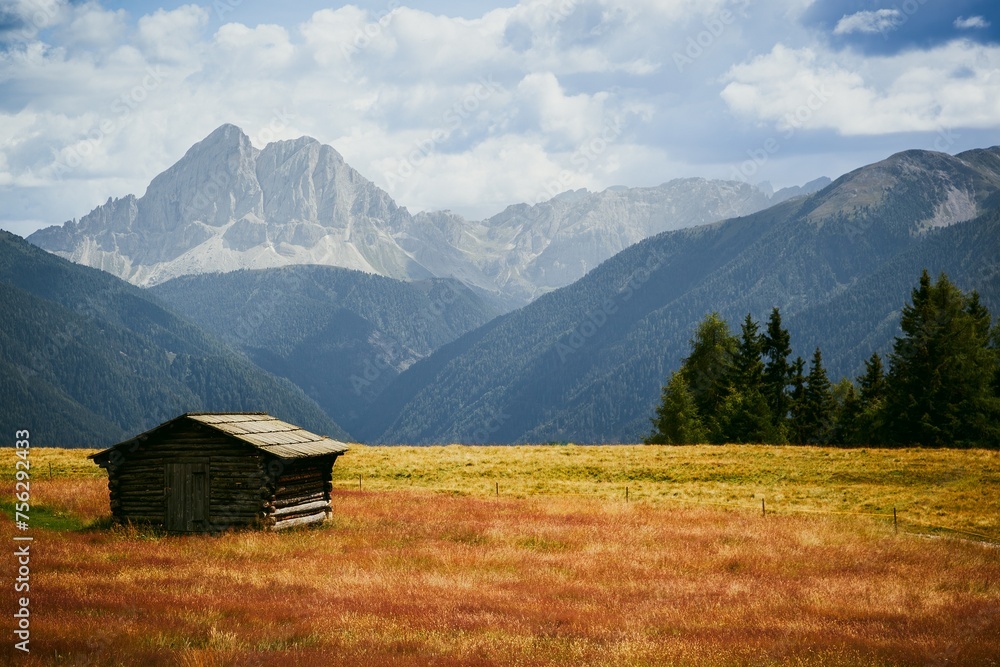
[800,348,836,444]
[884,270,1000,447]
[854,352,887,444]
[681,312,738,442]
[718,313,777,443]
[761,307,792,433]
[645,371,706,444]
[717,387,781,444]
[731,313,765,391]
[788,356,807,444]
[831,377,860,444]
[858,352,886,404]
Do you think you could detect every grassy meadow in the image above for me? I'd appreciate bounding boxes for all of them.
[1,445,999,666]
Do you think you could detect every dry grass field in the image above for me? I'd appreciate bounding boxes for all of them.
[2,445,998,666]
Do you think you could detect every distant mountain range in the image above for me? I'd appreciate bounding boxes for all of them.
[356,147,1000,443]
[9,127,1000,445]
[27,124,828,308]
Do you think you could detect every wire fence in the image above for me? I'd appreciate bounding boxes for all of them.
[336,475,1000,545]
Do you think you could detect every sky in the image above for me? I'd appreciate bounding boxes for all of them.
[1,0,998,236]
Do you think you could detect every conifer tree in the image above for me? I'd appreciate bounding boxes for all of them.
[788,356,807,444]
[718,313,777,443]
[681,312,738,441]
[800,348,836,444]
[762,307,792,431]
[859,352,886,404]
[831,377,861,444]
[853,352,887,444]
[884,270,1000,447]
[645,371,706,444]
[731,313,765,391]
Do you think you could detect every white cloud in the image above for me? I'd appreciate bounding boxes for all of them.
[954,15,990,30]
[2,0,997,235]
[833,9,901,36]
[136,5,209,63]
[722,41,1000,135]
[515,72,610,145]
[54,2,126,50]
[213,23,295,71]
[2,0,68,40]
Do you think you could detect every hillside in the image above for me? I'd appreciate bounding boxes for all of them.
[357,147,1000,444]
[0,231,348,446]
[149,266,500,434]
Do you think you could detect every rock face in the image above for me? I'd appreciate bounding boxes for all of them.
[30,124,425,287]
[405,179,778,303]
[29,124,820,305]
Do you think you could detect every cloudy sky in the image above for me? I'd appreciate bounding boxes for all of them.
[1,0,998,235]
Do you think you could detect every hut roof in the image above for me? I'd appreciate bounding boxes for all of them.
[90,412,350,462]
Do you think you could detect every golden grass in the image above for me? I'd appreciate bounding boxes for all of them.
[1,445,998,666]
[329,445,1000,540]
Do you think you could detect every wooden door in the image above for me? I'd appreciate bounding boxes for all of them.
[165,462,210,533]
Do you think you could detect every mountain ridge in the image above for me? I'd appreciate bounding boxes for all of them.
[148,264,501,435]
[29,123,827,307]
[355,145,1000,443]
[0,229,349,446]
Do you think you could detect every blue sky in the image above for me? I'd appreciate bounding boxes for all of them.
[1,0,998,235]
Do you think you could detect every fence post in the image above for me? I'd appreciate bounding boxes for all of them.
[762,498,765,517]
[626,486,629,503]
[893,507,897,534]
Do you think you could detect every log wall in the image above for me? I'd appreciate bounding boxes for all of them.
[100,420,267,532]
[261,456,337,530]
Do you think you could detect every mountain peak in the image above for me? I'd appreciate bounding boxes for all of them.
[799,147,1000,232]
[189,123,253,154]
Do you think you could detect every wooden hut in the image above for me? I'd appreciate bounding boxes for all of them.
[90,412,349,533]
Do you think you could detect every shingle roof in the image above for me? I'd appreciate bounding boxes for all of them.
[90,412,349,462]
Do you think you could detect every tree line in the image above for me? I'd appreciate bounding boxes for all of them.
[646,270,1000,447]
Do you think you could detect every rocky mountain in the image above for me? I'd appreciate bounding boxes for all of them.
[28,124,425,288]
[149,266,500,436]
[29,124,818,308]
[404,177,803,305]
[0,230,348,446]
[355,146,1000,444]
